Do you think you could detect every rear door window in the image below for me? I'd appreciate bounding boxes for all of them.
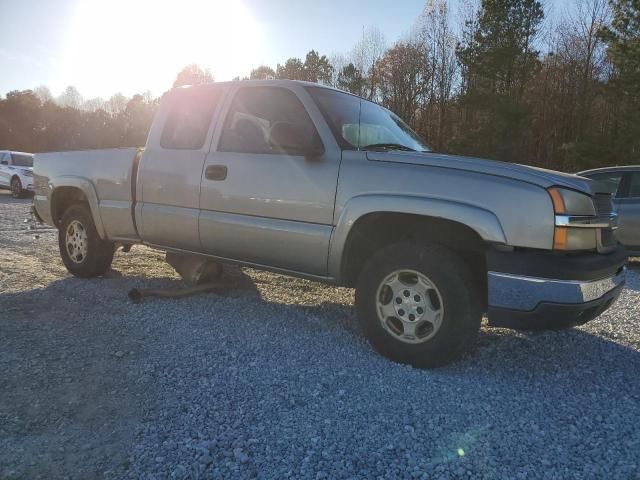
[587,172,624,197]
[161,87,221,150]
[627,173,640,198]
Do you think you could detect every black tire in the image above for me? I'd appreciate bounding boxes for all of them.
[58,204,114,278]
[10,177,23,199]
[355,241,482,368]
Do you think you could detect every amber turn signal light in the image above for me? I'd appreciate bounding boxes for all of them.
[547,187,566,214]
[553,226,568,250]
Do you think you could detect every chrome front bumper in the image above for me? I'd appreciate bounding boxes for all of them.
[488,266,626,312]
[486,245,627,329]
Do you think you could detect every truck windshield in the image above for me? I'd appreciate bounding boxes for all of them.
[307,87,430,152]
[11,153,33,167]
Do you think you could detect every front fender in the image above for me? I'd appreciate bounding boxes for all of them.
[50,175,106,239]
[328,194,507,280]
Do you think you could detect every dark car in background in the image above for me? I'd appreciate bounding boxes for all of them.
[579,166,640,255]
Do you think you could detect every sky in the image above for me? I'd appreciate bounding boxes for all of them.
[0,0,569,100]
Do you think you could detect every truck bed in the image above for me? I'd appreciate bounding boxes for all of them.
[34,148,141,241]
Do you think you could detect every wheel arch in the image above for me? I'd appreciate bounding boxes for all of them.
[50,176,106,239]
[330,195,507,303]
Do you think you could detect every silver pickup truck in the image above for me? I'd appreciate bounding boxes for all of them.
[33,80,627,367]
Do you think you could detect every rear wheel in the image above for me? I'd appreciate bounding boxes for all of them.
[58,204,114,277]
[10,177,23,198]
[355,241,482,368]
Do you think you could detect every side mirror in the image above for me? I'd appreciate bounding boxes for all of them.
[269,122,324,158]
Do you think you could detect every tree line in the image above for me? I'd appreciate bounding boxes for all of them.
[0,0,638,172]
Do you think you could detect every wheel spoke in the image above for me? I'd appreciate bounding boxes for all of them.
[378,301,397,320]
[416,276,433,295]
[384,273,405,295]
[425,289,440,311]
[430,306,445,328]
[402,321,417,339]
[424,298,442,324]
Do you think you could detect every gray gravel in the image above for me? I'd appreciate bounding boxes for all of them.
[1,190,639,480]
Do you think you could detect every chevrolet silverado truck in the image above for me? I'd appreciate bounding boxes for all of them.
[32,80,627,367]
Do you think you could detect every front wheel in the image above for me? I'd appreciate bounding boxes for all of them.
[355,241,482,368]
[10,177,23,198]
[58,204,115,277]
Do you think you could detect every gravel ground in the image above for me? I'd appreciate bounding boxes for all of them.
[1,189,639,480]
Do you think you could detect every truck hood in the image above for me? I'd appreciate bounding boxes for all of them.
[367,151,596,194]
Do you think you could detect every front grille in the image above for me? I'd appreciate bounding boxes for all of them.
[594,193,613,216]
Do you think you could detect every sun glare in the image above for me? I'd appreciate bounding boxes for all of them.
[58,0,263,97]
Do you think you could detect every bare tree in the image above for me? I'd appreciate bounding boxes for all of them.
[522,0,611,169]
[415,0,459,149]
[106,93,128,117]
[351,26,387,100]
[562,0,611,136]
[82,97,106,112]
[374,42,432,123]
[33,85,53,104]
[456,0,481,99]
[57,86,83,109]
[329,53,348,87]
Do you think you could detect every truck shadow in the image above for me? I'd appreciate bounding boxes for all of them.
[2,269,637,374]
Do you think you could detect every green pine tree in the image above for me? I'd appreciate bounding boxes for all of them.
[455,0,544,161]
[600,0,640,161]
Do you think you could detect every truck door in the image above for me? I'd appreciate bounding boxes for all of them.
[137,86,224,251]
[198,84,341,275]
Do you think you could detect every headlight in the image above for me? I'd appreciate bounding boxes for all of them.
[22,170,33,177]
[548,187,598,251]
[547,187,595,216]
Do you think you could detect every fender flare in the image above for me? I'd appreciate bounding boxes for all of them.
[49,175,106,239]
[328,194,507,280]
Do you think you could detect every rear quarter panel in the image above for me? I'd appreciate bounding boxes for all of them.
[34,148,140,240]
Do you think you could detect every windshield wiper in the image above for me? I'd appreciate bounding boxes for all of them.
[362,143,416,152]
